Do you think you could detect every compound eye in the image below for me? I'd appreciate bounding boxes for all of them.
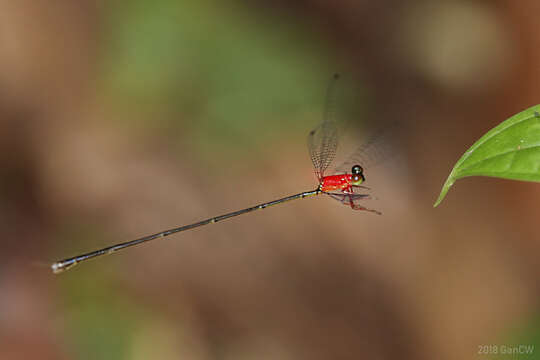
[352,174,361,182]
[352,165,363,175]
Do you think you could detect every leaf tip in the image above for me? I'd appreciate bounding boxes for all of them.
[434,176,455,208]
[433,191,445,207]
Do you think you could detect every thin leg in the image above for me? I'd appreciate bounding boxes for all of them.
[347,195,381,215]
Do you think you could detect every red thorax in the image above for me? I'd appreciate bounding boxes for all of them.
[320,174,354,192]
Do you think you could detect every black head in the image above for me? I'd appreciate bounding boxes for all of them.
[351,165,365,184]
[351,165,363,175]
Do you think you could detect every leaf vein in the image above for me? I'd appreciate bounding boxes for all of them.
[458,111,540,167]
[459,144,540,172]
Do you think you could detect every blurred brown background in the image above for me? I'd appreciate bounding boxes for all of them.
[1,1,539,359]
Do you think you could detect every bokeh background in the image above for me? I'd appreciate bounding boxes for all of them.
[1,1,540,359]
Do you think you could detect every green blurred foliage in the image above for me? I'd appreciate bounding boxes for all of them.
[99,0,338,161]
[62,275,138,360]
[498,315,540,360]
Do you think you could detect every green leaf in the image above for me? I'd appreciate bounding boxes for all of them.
[434,104,540,207]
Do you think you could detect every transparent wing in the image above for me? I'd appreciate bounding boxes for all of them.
[308,74,341,181]
[308,121,338,181]
[326,192,372,203]
[335,121,399,174]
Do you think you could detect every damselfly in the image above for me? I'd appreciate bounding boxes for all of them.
[51,74,381,274]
